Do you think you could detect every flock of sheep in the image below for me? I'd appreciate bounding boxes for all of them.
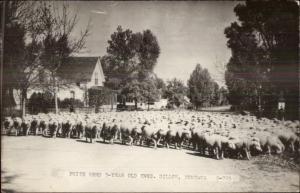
[3,110,300,160]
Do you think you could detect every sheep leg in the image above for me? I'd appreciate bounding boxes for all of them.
[121,136,125,144]
[214,147,220,160]
[197,142,201,152]
[129,136,133,146]
[245,149,250,160]
[209,147,214,156]
[157,137,162,146]
[139,138,143,146]
[188,140,192,148]
[135,138,139,145]
[220,149,224,159]
[53,129,57,138]
[14,127,18,136]
[213,147,216,157]
[37,127,41,135]
[193,142,197,150]
[30,127,33,135]
[267,145,271,155]
[152,139,157,149]
[237,151,242,159]
[290,143,295,153]
[166,142,170,149]
[179,141,184,149]
[248,150,252,159]
[198,143,204,155]
[12,127,17,136]
[119,133,123,142]
[137,136,142,146]
[26,128,30,136]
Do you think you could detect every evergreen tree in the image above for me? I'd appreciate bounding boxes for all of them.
[188,64,216,108]
[224,0,299,119]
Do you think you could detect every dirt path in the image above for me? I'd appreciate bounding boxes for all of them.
[1,136,299,192]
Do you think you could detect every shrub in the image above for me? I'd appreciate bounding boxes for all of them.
[60,98,84,109]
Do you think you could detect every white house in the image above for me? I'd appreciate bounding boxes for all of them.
[55,56,105,102]
[27,56,106,106]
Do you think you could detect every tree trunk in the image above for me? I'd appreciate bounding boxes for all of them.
[54,83,58,114]
[21,89,27,118]
[55,92,58,114]
[111,93,113,110]
[22,97,26,118]
[122,96,126,106]
[52,73,59,114]
[135,99,138,110]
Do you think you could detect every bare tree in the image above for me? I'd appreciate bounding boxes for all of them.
[37,2,91,113]
[3,1,44,117]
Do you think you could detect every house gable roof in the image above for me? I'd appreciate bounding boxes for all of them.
[97,59,105,82]
[57,57,100,83]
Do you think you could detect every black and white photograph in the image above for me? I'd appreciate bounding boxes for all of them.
[1,0,299,192]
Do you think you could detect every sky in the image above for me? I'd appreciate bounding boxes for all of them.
[66,1,240,87]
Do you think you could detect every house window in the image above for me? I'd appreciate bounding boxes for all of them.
[95,72,98,85]
[70,91,75,99]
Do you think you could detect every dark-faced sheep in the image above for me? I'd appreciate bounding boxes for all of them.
[139,125,163,149]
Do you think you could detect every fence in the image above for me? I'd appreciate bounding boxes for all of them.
[46,107,94,114]
[36,106,116,114]
[3,108,22,117]
[3,106,118,118]
[97,105,116,112]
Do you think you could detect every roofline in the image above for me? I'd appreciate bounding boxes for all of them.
[97,58,105,81]
[69,55,101,59]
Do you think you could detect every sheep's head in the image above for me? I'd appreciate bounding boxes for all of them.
[182,131,191,140]
[251,141,262,152]
[273,143,284,154]
[227,141,236,150]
